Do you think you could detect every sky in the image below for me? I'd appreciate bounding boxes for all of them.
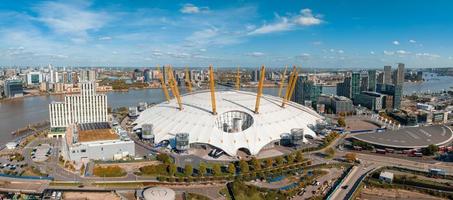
[1,0,453,68]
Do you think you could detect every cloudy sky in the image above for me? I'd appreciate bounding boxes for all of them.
[1,0,453,68]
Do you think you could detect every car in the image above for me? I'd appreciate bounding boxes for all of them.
[342,185,349,189]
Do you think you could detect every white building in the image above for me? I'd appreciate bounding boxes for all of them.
[27,72,43,86]
[49,81,108,136]
[61,123,135,164]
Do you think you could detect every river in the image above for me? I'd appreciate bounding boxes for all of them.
[0,73,451,144]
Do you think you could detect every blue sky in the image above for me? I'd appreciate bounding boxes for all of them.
[1,0,453,68]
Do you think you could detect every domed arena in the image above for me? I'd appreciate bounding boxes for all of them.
[134,89,323,156]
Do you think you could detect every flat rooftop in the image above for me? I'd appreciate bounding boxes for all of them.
[77,122,119,143]
[351,125,453,149]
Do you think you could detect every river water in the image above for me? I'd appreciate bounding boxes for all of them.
[0,73,451,145]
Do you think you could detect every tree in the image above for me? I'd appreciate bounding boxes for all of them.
[228,163,236,175]
[265,158,273,168]
[296,151,304,162]
[286,154,295,164]
[239,160,249,174]
[422,144,439,156]
[345,152,357,163]
[198,163,207,177]
[251,157,261,170]
[324,147,335,159]
[157,153,172,164]
[275,156,284,166]
[168,163,177,176]
[213,163,222,176]
[184,164,193,177]
[337,117,346,127]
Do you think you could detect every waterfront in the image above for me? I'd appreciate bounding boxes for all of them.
[0,74,451,145]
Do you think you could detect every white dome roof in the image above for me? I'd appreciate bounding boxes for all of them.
[134,90,322,155]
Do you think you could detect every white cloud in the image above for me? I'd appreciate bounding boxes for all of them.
[248,17,292,35]
[248,8,323,35]
[180,3,208,14]
[409,39,416,43]
[396,50,410,55]
[99,36,112,40]
[393,40,400,45]
[199,48,207,52]
[337,49,344,54]
[33,1,110,40]
[370,51,375,55]
[416,53,440,59]
[293,9,323,26]
[246,52,265,57]
[312,41,322,45]
[383,50,395,55]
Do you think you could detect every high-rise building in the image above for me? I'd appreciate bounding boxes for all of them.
[360,72,369,92]
[368,70,377,91]
[384,65,392,84]
[49,81,108,128]
[395,63,405,85]
[351,72,361,100]
[4,79,23,98]
[293,75,322,108]
[337,76,352,98]
[27,72,43,86]
[293,75,308,104]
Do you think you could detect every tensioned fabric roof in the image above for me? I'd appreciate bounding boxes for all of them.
[134,90,323,155]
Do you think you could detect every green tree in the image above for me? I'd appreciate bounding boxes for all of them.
[198,163,207,177]
[422,144,439,156]
[213,163,222,176]
[337,117,346,127]
[275,156,284,166]
[286,154,295,164]
[296,151,304,162]
[228,163,236,175]
[239,160,249,174]
[265,158,273,168]
[168,163,177,176]
[250,157,261,170]
[184,164,193,177]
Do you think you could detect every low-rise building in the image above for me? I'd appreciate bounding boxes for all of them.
[61,122,135,164]
[354,91,385,111]
[379,171,394,183]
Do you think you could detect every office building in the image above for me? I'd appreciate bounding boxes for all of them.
[395,63,405,85]
[360,73,369,92]
[384,65,392,84]
[351,72,361,100]
[354,91,385,111]
[293,75,308,104]
[27,72,43,86]
[4,79,23,98]
[317,94,353,114]
[49,81,108,130]
[368,70,377,91]
[337,76,351,98]
[80,70,96,81]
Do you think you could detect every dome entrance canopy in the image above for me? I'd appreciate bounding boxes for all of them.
[215,110,253,133]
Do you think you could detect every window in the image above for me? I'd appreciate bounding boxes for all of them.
[81,149,86,153]
[72,150,75,153]
[101,147,103,151]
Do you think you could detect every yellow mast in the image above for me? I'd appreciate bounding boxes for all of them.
[209,65,217,115]
[166,66,183,110]
[235,66,240,90]
[282,66,297,107]
[277,66,288,98]
[286,68,299,104]
[157,66,170,102]
[254,66,266,114]
[185,67,192,93]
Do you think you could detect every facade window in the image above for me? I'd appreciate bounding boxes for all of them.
[101,147,103,151]
[72,150,75,153]
[81,149,86,153]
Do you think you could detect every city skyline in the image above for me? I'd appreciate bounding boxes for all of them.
[1,0,453,68]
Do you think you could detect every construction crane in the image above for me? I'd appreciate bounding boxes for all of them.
[235,66,241,90]
[277,66,288,98]
[185,67,192,93]
[282,66,297,107]
[209,65,217,115]
[156,66,170,102]
[254,66,266,114]
[166,66,183,110]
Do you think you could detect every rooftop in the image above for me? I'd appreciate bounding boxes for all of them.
[77,122,119,143]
